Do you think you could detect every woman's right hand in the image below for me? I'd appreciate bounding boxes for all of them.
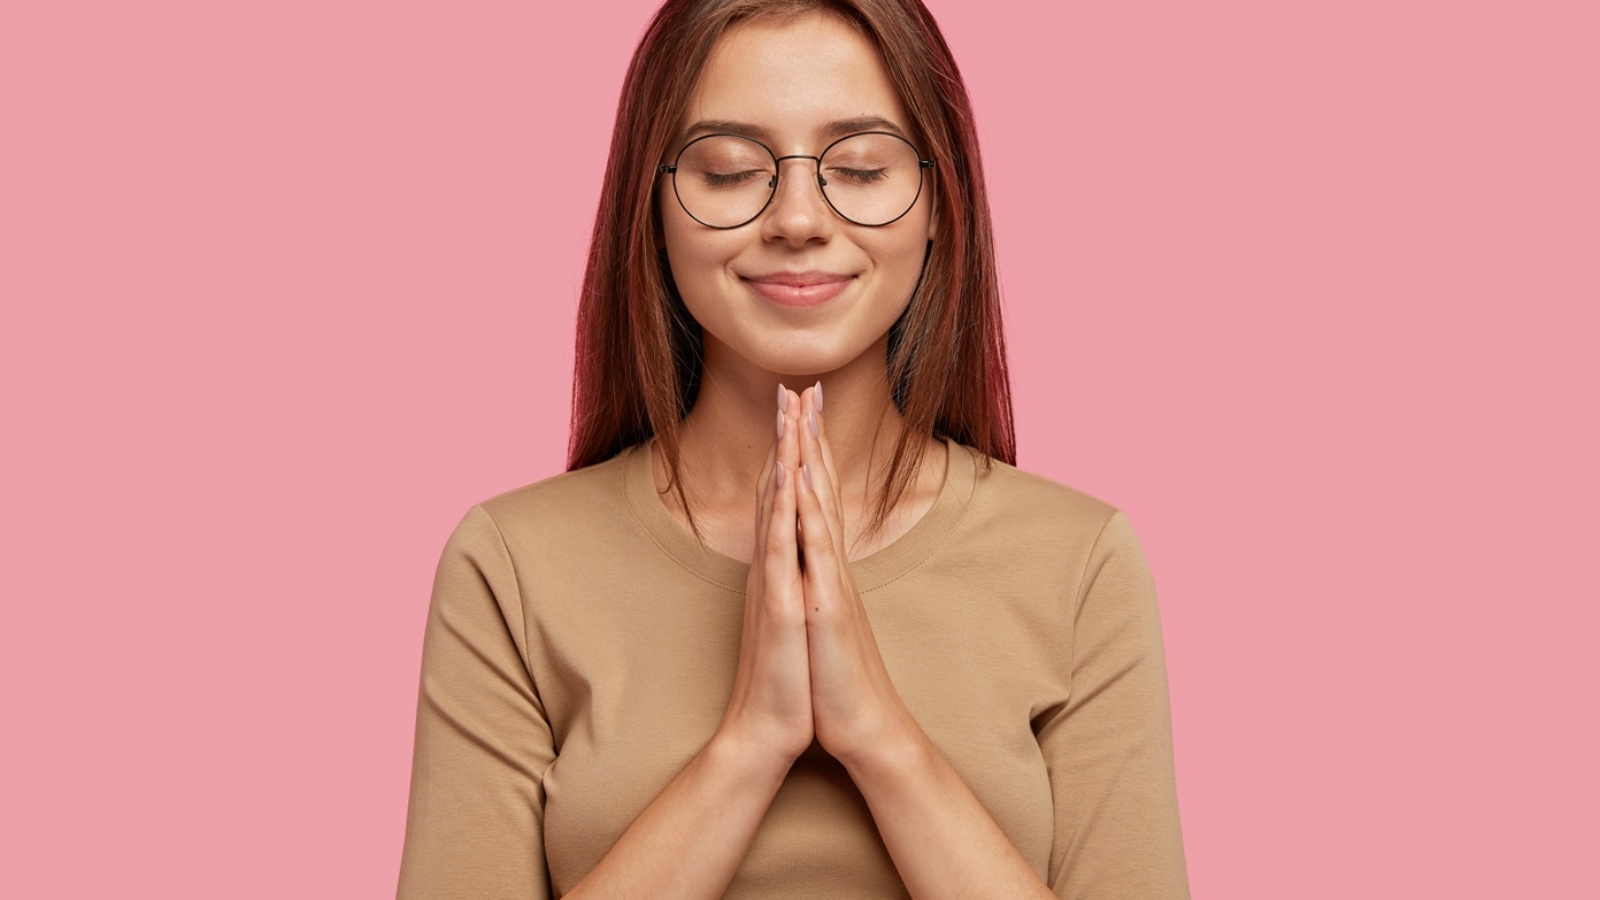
[716,385,813,767]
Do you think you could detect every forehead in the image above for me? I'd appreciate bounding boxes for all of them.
[682,13,911,149]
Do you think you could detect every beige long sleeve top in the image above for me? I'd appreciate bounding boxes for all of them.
[396,439,1189,898]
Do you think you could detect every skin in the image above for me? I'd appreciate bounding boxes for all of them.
[566,13,1056,900]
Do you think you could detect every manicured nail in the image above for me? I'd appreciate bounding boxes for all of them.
[814,381,823,414]
[777,383,788,412]
[776,409,785,440]
[809,408,818,438]
[803,462,814,490]
[774,463,785,489]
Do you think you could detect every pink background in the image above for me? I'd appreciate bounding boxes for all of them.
[3,1,1595,896]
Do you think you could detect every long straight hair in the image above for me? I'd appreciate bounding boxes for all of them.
[568,0,1014,537]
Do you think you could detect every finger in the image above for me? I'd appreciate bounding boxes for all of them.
[780,387,805,545]
[795,453,845,597]
[798,388,845,549]
[764,444,803,603]
[810,381,846,518]
[750,383,790,550]
[771,386,803,556]
[781,388,802,474]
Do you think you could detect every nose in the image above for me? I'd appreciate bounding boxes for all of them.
[759,156,834,247]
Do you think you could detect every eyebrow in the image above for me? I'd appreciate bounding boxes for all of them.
[678,115,910,146]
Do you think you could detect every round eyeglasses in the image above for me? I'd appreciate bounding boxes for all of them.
[658,131,935,229]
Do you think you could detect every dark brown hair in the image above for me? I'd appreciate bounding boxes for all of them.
[567,0,1014,537]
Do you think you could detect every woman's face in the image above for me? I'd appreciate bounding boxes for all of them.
[659,13,935,382]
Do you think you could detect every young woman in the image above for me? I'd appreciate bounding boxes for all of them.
[396,1,1189,898]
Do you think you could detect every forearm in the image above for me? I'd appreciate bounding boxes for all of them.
[842,731,1055,900]
[563,729,792,900]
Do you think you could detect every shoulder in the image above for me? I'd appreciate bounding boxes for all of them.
[477,449,632,518]
[948,444,1151,578]
[447,447,639,555]
[947,446,1153,604]
[960,446,1123,538]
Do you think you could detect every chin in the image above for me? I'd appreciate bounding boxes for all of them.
[736,336,876,380]
[755,350,855,379]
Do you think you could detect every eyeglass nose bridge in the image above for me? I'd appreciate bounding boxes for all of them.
[770,153,829,189]
[747,155,831,228]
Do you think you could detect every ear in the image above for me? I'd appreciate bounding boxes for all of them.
[925,167,938,242]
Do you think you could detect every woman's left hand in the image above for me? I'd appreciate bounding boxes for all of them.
[792,383,922,769]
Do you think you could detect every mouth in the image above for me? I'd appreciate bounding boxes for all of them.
[741,271,855,308]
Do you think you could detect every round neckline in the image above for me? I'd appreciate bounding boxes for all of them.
[622,436,976,594]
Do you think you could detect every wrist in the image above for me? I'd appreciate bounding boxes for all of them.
[708,721,804,784]
[834,716,932,783]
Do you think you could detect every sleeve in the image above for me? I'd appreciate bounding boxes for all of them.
[396,504,558,900]
[1037,509,1190,899]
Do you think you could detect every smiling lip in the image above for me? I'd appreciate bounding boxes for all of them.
[742,271,854,308]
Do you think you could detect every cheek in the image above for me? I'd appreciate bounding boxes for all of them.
[659,208,742,323]
[658,186,688,266]
[659,195,709,283]
[867,225,932,289]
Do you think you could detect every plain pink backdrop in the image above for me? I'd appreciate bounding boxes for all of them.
[2,1,1595,897]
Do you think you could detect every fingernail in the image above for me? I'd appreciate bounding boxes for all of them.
[814,381,823,413]
[777,383,788,412]
[809,408,818,438]
[774,463,785,488]
[803,462,814,490]
[776,409,785,440]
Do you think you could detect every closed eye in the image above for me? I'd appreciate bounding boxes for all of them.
[702,170,770,188]
[829,167,889,185]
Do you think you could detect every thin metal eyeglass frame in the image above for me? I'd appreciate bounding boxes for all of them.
[656,130,936,229]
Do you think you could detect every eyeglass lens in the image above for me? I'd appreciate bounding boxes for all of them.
[672,133,923,228]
